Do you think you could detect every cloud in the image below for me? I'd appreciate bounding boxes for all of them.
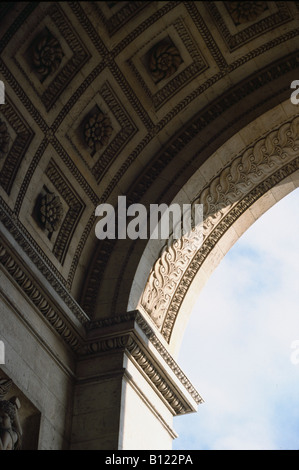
[173,188,299,450]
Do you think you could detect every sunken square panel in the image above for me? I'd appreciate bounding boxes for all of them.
[9,3,91,112]
[206,2,293,51]
[127,16,209,111]
[65,80,138,184]
[0,96,34,196]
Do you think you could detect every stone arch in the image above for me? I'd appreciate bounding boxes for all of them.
[130,100,299,356]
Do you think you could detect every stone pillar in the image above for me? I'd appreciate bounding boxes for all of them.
[71,311,202,450]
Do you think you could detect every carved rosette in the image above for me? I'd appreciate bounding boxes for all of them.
[138,116,299,336]
[0,119,10,160]
[39,192,63,233]
[32,31,63,79]
[84,112,113,153]
[226,1,268,25]
[148,42,182,83]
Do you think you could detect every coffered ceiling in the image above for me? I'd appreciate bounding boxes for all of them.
[0,1,298,321]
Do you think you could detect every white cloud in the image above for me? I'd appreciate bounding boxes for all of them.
[173,188,299,450]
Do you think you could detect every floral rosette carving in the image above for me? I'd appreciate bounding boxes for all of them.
[39,192,63,233]
[84,112,113,153]
[149,42,182,83]
[32,32,63,78]
[226,1,268,25]
[0,119,10,160]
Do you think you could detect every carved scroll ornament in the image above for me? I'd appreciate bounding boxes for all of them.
[138,117,299,340]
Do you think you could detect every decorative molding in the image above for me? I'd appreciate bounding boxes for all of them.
[36,3,90,111]
[126,337,195,414]
[0,3,38,55]
[0,119,10,160]
[66,80,138,186]
[148,40,183,83]
[0,97,34,195]
[127,16,208,111]
[107,49,299,210]
[8,3,91,113]
[45,159,85,265]
[206,1,293,51]
[37,190,63,233]
[69,1,154,131]
[92,81,139,183]
[79,331,194,414]
[0,1,298,321]
[83,110,113,155]
[0,196,90,324]
[162,158,299,342]
[0,238,81,352]
[92,1,151,37]
[0,221,201,416]
[225,1,268,25]
[31,28,64,81]
[80,310,203,415]
[82,50,299,316]
[138,116,299,340]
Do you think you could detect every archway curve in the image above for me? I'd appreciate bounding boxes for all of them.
[130,99,299,356]
[173,186,299,450]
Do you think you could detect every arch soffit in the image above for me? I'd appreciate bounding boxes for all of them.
[132,100,299,354]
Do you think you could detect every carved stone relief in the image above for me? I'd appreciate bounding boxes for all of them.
[0,120,10,160]
[225,1,268,25]
[31,28,64,82]
[8,3,90,111]
[83,109,113,156]
[0,100,34,196]
[138,116,299,341]
[0,379,22,451]
[92,1,150,37]
[206,1,293,50]
[127,15,208,111]
[38,190,63,234]
[148,39,183,83]
[0,1,299,323]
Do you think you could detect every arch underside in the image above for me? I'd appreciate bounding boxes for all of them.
[136,113,299,352]
[0,1,299,351]
[2,2,299,450]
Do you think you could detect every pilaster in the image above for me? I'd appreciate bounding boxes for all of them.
[71,311,203,450]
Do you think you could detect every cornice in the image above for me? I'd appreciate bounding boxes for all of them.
[79,310,203,415]
[0,197,90,326]
[0,234,83,352]
[0,229,202,414]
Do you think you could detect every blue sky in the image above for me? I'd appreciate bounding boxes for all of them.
[173,187,299,450]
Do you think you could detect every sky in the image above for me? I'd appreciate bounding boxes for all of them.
[172,187,299,451]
